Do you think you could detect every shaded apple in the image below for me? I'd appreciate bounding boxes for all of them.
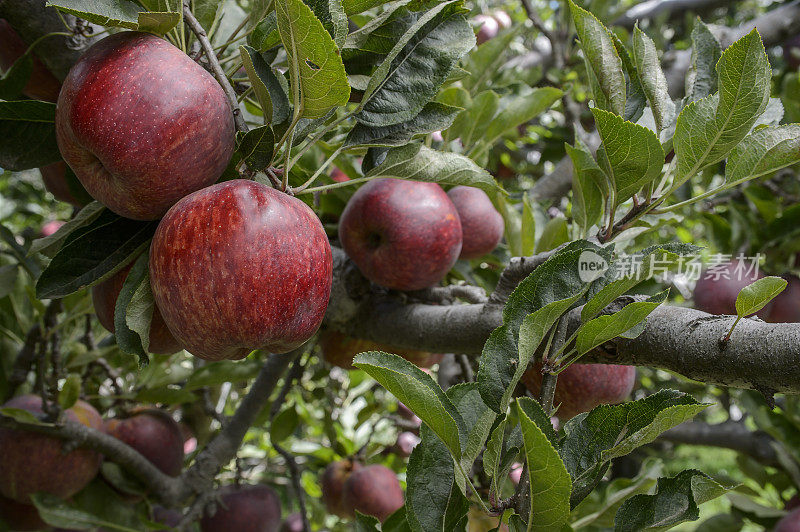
[55,31,234,220]
[787,494,800,510]
[521,363,636,419]
[0,19,61,102]
[493,10,512,29]
[279,512,304,532]
[321,459,362,517]
[776,508,800,532]
[431,130,444,142]
[40,220,64,237]
[693,261,769,316]
[0,395,103,503]
[394,431,420,457]
[104,409,184,477]
[40,162,90,208]
[447,186,504,259]
[341,464,404,522]
[330,167,350,183]
[319,330,441,369]
[91,258,182,355]
[764,274,800,323]
[339,178,462,291]
[150,179,332,361]
[474,14,499,45]
[200,484,281,532]
[0,495,48,531]
[151,505,182,530]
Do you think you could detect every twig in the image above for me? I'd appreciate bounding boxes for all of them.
[457,354,474,382]
[182,1,248,134]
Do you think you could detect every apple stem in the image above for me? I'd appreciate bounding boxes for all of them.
[182,1,249,134]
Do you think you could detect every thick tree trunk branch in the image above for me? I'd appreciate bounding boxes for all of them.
[660,421,780,467]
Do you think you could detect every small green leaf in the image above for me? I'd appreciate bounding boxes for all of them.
[0,53,33,100]
[521,194,536,256]
[632,26,675,133]
[58,373,82,410]
[136,11,180,34]
[29,202,106,258]
[239,45,291,126]
[0,407,49,426]
[684,20,721,104]
[448,383,496,480]
[725,124,800,186]
[0,100,60,170]
[270,406,299,443]
[46,0,178,33]
[448,90,499,151]
[483,87,563,146]
[516,398,571,530]
[236,125,275,171]
[534,217,568,254]
[345,102,460,148]
[614,470,734,531]
[735,276,787,317]
[567,140,606,238]
[114,253,151,365]
[353,351,467,458]
[32,480,145,531]
[185,359,262,390]
[248,12,281,51]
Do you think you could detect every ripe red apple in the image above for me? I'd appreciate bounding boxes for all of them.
[339,178,462,291]
[321,459,362,517]
[0,19,61,102]
[40,220,64,237]
[319,330,441,369]
[92,258,182,355]
[784,34,800,70]
[279,513,304,532]
[55,31,234,220]
[447,186,504,259]
[104,409,184,477]
[764,274,800,323]
[40,162,90,207]
[330,167,350,183]
[149,179,332,361]
[493,10,512,29]
[520,363,636,419]
[693,261,769,316]
[474,14,499,45]
[341,464,404,522]
[776,508,800,532]
[0,495,48,531]
[0,395,103,503]
[200,484,281,532]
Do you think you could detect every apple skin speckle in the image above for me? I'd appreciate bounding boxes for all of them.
[55,31,235,221]
[149,180,333,361]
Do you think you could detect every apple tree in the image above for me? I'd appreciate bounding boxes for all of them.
[1,0,800,530]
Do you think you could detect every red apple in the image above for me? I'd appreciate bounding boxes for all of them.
[396,402,421,427]
[92,258,182,355]
[55,31,234,220]
[0,19,61,102]
[776,508,800,532]
[0,495,48,531]
[40,220,64,237]
[341,464,404,522]
[788,494,800,510]
[104,409,184,477]
[509,462,523,485]
[520,363,636,419]
[40,162,90,207]
[321,459,362,517]
[693,261,769,316]
[330,167,350,183]
[447,186,504,259]
[493,10,512,29]
[474,15,499,45]
[339,178,462,291]
[200,484,281,532]
[319,330,441,369]
[0,395,103,503]
[764,274,800,323]
[149,179,332,361]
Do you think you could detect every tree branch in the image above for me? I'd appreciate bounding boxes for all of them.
[182,1,248,133]
[613,0,730,29]
[659,421,780,467]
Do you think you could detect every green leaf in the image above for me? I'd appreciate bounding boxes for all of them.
[382,507,412,532]
[735,276,787,318]
[516,398,571,530]
[342,0,393,15]
[365,143,502,196]
[270,406,299,443]
[568,0,625,116]
[29,202,106,258]
[248,12,281,51]
[304,0,348,48]
[611,33,647,124]
[568,142,605,238]
[477,240,610,413]
[405,424,470,532]
[114,253,151,365]
[632,26,675,133]
[614,470,734,531]
[0,264,19,299]
[32,480,145,531]
[592,107,664,206]
[448,90,499,151]
[276,0,350,119]
[46,0,178,33]
[58,373,82,410]
[236,125,275,171]
[192,0,223,32]
[0,100,60,170]
[534,217,568,254]
[0,223,41,278]
[134,386,196,405]
[357,2,474,127]
[725,124,800,186]
[239,45,291,126]
[484,86,564,148]
[561,390,710,506]
[135,11,180,34]
[521,194,536,256]
[345,102,460,148]
[0,53,33,100]
[353,351,467,458]
[0,407,49,426]
[354,512,382,531]
[460,29,519,93]
[448,383,496,479]
[185,359,262,390]
[574,290,668,356]
[684,20,721,104]
[36,211,157,299]
[674,29,771,184]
